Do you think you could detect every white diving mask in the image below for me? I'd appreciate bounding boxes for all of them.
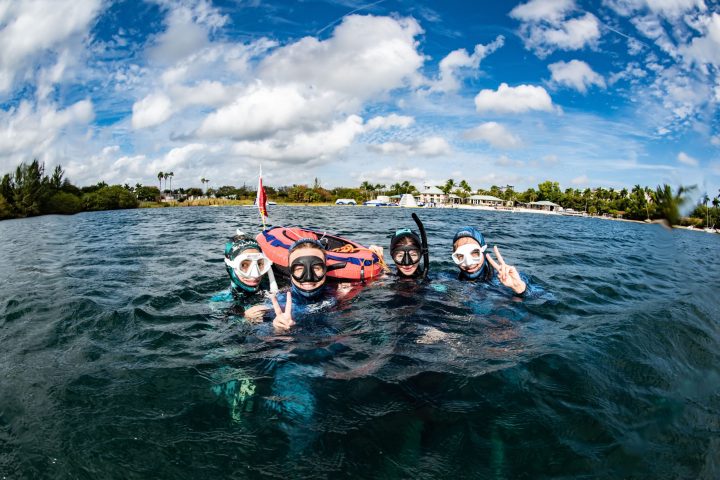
[224,252,273,279]
[451,243,487,267]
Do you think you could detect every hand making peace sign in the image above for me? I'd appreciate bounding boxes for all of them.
[271,291,295,331]
[486,245,526,295]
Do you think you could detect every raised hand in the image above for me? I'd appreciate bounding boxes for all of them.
[271,292,295,331]
[486,245,526,295]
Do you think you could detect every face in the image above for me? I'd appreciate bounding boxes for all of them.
[391,239,421,276]
[452,237,484,274]
[289,246,326,291]
[236,248,264,287]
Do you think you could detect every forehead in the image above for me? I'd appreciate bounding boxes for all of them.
[289,246,325,261]
[454,237,481,249]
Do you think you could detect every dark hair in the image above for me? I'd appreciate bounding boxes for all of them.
[289,238,326,257]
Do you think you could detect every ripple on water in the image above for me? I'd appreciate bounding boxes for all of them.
[1,207,719,478]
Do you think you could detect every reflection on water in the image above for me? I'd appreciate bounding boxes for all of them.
[1,206,719,479]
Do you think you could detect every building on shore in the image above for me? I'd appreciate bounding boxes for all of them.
[467,194,504,207]
[416,185,447,206]
[525,200,561,212]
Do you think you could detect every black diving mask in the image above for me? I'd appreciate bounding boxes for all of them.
[391,245,421,266]
[290,256,327,283]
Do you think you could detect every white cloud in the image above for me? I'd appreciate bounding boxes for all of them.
[474,83,554,113]
[371,166,427,182]
[463,122,522,149]
[571,174,589,184]
[232,115,366,163]
[510,0,575,23]
[365,114,414,130]
[368,136,451,157]
[0,0,101,94]
[678,151,699,166]
[432,36,505,92]
[529,14,601,54]
[148,1,228,65]
[510,0,600,57]
[711,135,720,146]
[680,12,720,67]
[0,100,94,157]
[495,155,525,167]
[258,15,424,99]
[606,0,706,19]
[132,93,173,129]
[549,59,606,93]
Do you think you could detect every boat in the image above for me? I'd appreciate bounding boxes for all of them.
[256,226,383,281]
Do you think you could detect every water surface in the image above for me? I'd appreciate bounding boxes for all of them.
[1,206,719,479]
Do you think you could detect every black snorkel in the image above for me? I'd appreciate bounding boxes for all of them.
[411,213,429,280]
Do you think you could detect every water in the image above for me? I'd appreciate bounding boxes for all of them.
[1,206,719,479]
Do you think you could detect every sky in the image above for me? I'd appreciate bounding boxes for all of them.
[0,0,719,195]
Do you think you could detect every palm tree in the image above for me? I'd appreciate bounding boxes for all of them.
[168,172,174,193]
[359,181,373,200]
[441,179,455,195]
[157,171,164,191]
[703,193,710,227]
[654,184,695,227]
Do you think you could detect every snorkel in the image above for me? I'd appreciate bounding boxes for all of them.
[452,226,488,280]
[389,214,429,279]
[412,213,429,280]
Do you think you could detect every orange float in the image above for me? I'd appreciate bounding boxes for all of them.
[256,226,383,281]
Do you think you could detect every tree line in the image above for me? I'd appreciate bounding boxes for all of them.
[1,160,718,228]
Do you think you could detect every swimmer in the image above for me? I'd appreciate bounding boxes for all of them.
[452,226,527,295]
[271,238,348,331]
[370,213,429,279]
[224,232,276,321]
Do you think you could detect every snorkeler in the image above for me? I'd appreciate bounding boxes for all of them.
[223,231,278,321]
[370,213,430,279]
[452,226,527,295]
[270,237,349,331]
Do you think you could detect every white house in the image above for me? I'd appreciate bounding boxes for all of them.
[416,185,447,205]
[467,194,504,207]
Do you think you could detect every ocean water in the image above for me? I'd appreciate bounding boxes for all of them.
[1,206,719,479]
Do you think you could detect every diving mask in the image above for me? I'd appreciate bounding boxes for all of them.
[290,256,327,283]
[451,243,487,267]
[224,252,272,279]
[391,245,421,266]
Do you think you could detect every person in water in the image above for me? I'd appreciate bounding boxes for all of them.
[223,232,276,321]
[369,213,429,279]
[451,226,527,295]
[271,238,348,330]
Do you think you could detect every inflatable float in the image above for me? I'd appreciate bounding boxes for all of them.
[256,226,383,281]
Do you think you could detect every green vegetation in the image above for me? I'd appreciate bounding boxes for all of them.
[0,160,139,220]
[1,160,716,228]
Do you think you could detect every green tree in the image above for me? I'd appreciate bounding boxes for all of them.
[12,160,48,217]
[157,171,164,191]
[441,179,455,195]
[654,184,694,226]
[44,191,82,214]
[0,194,12,219]
[136,186,161,201]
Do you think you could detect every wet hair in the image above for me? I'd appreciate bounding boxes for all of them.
[289,238,326,258]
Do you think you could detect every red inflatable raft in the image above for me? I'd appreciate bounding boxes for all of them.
[256,226,383,281]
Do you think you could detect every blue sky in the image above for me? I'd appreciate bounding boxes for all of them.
[0,0,718,196]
